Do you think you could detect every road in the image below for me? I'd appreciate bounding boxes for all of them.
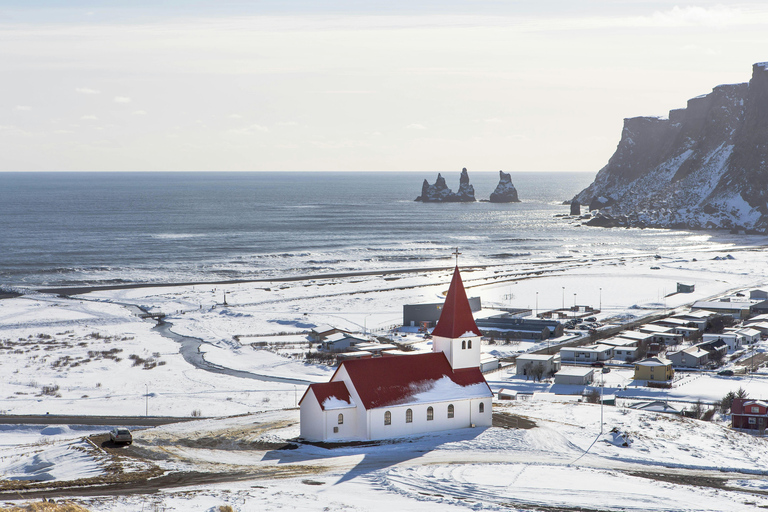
[0,415,197,426]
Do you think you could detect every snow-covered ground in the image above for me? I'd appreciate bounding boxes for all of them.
[4,245,768,510]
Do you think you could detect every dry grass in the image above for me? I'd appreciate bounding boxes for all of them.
[219,506,235,512]
[0,502,91,512]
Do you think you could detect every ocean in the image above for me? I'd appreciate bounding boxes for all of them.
[0,171,733,289]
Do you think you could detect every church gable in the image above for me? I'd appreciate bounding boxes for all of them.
[300,381,353,410]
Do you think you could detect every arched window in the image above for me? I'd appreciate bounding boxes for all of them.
[406,408,413,423]
[427,406,434,421]
[462,340,466,349]
[338,413,344,425]
[468,339,472,349]
[479,402,485,413]
[384,411,391,425]
[447,404,455,419]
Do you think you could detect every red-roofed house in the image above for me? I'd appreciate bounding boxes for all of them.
[299,266,493,441]
[732,398,768,431]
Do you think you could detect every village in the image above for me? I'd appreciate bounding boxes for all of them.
[4,248,768,510]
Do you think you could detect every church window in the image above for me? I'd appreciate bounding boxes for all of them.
[427,406,434,421]
[384,411,391,425]
[447,404,455,419]
[479,402,485,413]
[338,413,344,425]
[462,340,466,350]
[468,339,472,349]
[406,408,413,423]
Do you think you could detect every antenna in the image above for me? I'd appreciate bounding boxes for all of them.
[452,247,462,266]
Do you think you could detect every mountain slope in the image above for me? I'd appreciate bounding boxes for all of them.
[574,62,768,233]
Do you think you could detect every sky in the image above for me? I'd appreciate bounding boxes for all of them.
[1,1,768,172]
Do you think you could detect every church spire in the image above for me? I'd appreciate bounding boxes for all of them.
[431,266,482,339]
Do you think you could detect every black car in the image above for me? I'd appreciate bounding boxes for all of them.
[717,369,734,377]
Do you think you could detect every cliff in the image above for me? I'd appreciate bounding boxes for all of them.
[573,62,768,233]
[416,168,476,202]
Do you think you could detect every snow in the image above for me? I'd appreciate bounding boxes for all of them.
[322,396,353,409]
[6,245,768,509]
[408,376,490,403]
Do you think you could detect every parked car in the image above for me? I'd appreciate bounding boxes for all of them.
[601,367,611,374]
[109,428,133,445]
[717,369,734,376]
[591,361,605,367]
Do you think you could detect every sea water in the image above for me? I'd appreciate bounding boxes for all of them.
[0,171,734,288]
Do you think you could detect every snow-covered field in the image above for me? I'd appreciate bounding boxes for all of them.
[3,245,768,510]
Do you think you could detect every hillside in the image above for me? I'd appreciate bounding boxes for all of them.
[573,62,768,233]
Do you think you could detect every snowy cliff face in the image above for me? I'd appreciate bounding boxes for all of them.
[574,63,768,233]
[416,168,476,202]
[489,171,520,203]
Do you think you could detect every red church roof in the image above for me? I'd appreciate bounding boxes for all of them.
[431,266,483,339]
[336,352,490,410]
[300,381,352,410]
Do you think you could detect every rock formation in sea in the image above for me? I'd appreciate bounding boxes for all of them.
[489,171,520,203]
[415,168,476,202]
[570,199,581,216]
[572,62,768,233]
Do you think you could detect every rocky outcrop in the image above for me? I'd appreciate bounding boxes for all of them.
[574,62,768,233]
[489,171,520,203]
[570,200,581,216]
[415,168,476,202]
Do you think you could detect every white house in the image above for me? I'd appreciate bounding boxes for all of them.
[299,266,493,442]
[702,332,743,352]
[667,346,709,368]
[559,344,612,363]
[515,353,561,377]
[554,366,594,386]
[735,327,761,345]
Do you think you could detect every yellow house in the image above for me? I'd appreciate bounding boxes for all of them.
[633,357,674,381]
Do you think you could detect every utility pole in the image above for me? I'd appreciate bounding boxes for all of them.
[145,384,148,418]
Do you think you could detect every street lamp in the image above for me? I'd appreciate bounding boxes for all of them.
[535,292,539,318]
[145,384,148,418]
[561,287,565,312]
[599,287,602,312]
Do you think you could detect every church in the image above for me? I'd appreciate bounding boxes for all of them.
[299,266,493,441]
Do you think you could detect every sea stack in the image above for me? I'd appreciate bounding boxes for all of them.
[415,168,476,202]
[489,171,520,203]
[570,200,581,216]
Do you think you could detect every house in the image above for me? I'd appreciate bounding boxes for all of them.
[554,366,594,386]
[745,321,768,336]
[601,337,638,361]
[299,266,493,442]
[696,339,728,361]
[732,398,768,431]
[497,388,517,400]
[652,317,698,335]
[321,332,368,352]
[475,315,564,341]
[351,341,399,355]
[750,289,768,301]
[638,325,683,345]
[692,300,753,320]
[671,310,712,331]
[667,347,709,368]
[515,353,561,377]
[735,327,761,345]
[702,332,743,352]
[617,331,653,345]
[310,325,344,342]
[677,283,695,293]
[629,400,681,415]
[633,357,674,381]
[480,354,500,372]
[559,344,612,363]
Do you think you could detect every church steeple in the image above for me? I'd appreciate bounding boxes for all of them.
[432,266,482,339]
[431,265,482,370]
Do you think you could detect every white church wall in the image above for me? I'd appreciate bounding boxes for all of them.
[367,397,490,440]
[299,388,326,441]
[432,335,481,370]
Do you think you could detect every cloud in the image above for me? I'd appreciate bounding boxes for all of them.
[228,123,270,134]
[132,110,148,115]
[81,115,98,120]
[648,5,740,27]
[277,121,298,126]
[228,114,243,119]
[15,105,32,111]
[114,96,131,103]
[76,87,101,94]
[406,123,427,130]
